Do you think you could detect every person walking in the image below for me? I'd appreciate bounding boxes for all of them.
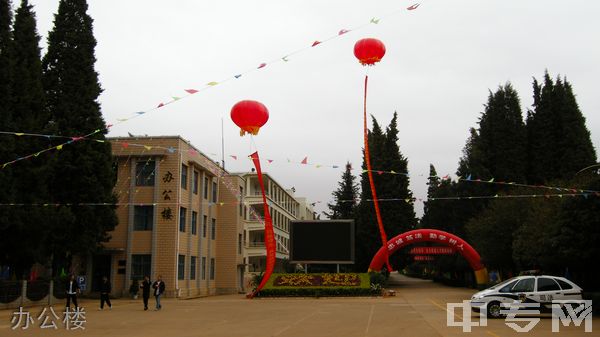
[152,275,165,310]
[99,276,112,310]
[65,274,80,310]
[140,275,151,311]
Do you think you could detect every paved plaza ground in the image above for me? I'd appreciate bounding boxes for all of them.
[2,274,597,337]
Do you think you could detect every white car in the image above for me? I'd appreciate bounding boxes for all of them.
[470,275,583,318]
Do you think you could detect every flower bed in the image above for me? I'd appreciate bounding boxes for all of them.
[256,273,374,297]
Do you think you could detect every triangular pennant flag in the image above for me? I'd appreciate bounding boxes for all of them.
[106,124,113,128]
[188,149,197,155]
[95,140,105,143]
[157,103,165,108]
[405,198,411,203]
[207,82,218,86]
[144,146,153,150]
[488,178,495,182]
[338,29,349,35]
[166,146,176,153]
[370,17,380,24]
[390,170,396,174]
[377,171,384,175]
[117,118,129,122]
[257,63,267,69]
[267,159,273,163]
[234,74,242,79]
[56,145,63,150]
[311,41,321,47]
[332,165,339,168]
[122,143,129,148]
[466,174,472,181]
[136,111,145,115]
[185,89,199,94]
[15,133,24,136]
[282,56,289,62]
[301,157,308,164]
[230,155,238,160]
[316,165,322,168]
[172,96,181,101]
[407,3,420,10]
[71,137,83,141]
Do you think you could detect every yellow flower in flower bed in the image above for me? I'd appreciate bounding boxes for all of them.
[321,273,360,286]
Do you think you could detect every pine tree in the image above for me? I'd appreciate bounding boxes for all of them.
[41,0,117,268]
[2,0,49,276]
[420,164,451,230]
[0,0,15,272]
[325,162,358,220]
[527,72,597,183]
[355,114,416,271]
[478,84,526,183]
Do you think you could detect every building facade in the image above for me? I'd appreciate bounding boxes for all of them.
[94,136,245,298]
[240,173,314,273]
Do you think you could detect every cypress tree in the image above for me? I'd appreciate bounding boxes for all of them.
[41,0,117,268]
[3,0,49,276]
[527,72,597,183]
[325,162,358,220]
[478,84,526,183]
[355,117,386,271]
[0,0,15,272]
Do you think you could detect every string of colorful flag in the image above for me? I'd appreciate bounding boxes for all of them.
[1,191,597,208]
[0,3,422,170]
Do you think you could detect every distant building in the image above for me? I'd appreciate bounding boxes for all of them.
[296,197,316,220]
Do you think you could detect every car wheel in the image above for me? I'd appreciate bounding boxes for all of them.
[487,301,503,319]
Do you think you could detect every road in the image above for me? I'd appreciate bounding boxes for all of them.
[2,273,597,336]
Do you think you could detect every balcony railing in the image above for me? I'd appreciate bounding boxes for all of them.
[247,242,265,248]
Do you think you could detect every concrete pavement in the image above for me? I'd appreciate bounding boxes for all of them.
[2,274,597,336]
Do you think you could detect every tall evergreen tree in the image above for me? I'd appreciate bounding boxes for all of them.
[2,0,49,276]
[41,0,117,269]
[478,84,526,183]
[0,0,15,272]
[420,164,454,231]
[355,114,416,271]
[325,162,358,220]
[527,72,597,183]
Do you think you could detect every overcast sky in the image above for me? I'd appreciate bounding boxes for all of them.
[25,0,600,218]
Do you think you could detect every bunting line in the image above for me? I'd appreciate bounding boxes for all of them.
[0,3,423,169]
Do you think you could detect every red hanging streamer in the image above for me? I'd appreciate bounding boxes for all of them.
[248,151,276,298]
[363,75,393,272]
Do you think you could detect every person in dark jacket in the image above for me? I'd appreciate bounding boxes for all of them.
[151,275,165,310]
[140,275,151,310]
[99,276,112,310]
[65,274,80,309]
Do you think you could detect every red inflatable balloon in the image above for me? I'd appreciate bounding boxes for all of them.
[230,100,269,136]
[354,38,386,66]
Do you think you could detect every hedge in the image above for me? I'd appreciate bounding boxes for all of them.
[255,273,376,297]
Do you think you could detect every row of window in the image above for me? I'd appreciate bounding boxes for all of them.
[178,255,215,281]
[131,254,215,281]
[134,161,218,203]
[134,205,216,239]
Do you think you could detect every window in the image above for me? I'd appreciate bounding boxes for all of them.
[134,206,153,230]
[178,255,185,280]
[193,171,199,194]
[537,277,560,291]
[556,278,573,290]
[238,234,242,254]
[191,211,198,235]
[209,258,215,280]
[179,207,186,232]
[512,278,535,293]
[181,164,188,189]
[131,255,151,280]
[201,257,206,280]
[203,177,209,199]
[239,187,244,216]
[135,160,155,186]
[212,181,217,202]
[211,218,216,240]
[202,215,207,238]
[190,256,197,280]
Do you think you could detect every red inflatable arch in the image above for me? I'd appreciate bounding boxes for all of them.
[369,229,488,285]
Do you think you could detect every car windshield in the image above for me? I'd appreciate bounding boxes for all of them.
[489,277,518,289]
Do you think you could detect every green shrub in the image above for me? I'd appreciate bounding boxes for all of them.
[255,273,376,297]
